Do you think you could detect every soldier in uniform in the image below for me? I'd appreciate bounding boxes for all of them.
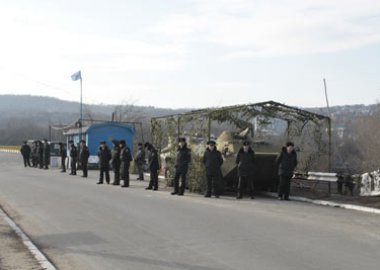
[144,142,160,191]
[37,141,44,169]
[79,140,90,178]
[276,142,298,201]
[171,137,191,196]
[59,142,67,172]
[20,141,31,167]
[97,141,111,184]
[119,140,132,188]
[69,140,78,175]
[111,140,121,185]
[42,139,50,169]
[236,141,255,199]
[134,142,145,181]
[203,140,223,198]
[31,141,38,167]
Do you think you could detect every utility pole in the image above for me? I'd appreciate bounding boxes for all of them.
[323,78,331,118]
[80,75,83,140]
[324,78,332,172]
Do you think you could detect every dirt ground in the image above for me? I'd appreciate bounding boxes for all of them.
[0,212,42,270]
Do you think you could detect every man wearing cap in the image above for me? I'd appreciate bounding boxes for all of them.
[144,142,160,191]
[97,141,111,184]
[203,140,224,198]
[111,140,121,185]
[59,142,67,173]
[31,141,38,167]
[171,137,191,196]
[79,140,90,178]
[134,142,145,181]
[276,142,298,200]
[37,141,44,169]
[20,141,31,167]
[69,140,78,175]
[236,141,255,199]
[42,139,50,169]
[119,140,132,187]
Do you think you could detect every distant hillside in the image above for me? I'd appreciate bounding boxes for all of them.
[0,95,187,144]
[0,95,376,145]
[0,95,187,120]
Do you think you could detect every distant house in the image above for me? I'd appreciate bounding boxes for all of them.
[64,122,135,163]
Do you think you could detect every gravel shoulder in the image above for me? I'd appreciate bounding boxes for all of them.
[0,208,42,270]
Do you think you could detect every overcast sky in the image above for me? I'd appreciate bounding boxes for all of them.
[0,0,379,108]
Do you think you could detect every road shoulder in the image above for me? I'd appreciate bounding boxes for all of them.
[0,206,55,270]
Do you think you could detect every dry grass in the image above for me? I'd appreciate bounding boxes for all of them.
[0,145,20,151]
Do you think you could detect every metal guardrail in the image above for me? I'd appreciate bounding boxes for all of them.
[307,172,338,182]
[307,172,338,193]
[293,171,339,194]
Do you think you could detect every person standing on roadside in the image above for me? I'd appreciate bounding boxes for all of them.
[97,141,112,184]
[31,141,38,167]
[144,142,160,191]
[37,141,44,169]
[79,140,90,178]
[111,140,121,185]
[42,139,50,169]
[69,140,78,175]
[203,140,223,198]
[59,142,67,173]
[171,137,191,196]
[276,142,298,201]
[20,141,31,167]
[119,140,132,188]
[235,141,255,200]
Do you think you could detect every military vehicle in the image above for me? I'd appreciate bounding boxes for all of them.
[159,128,279,192]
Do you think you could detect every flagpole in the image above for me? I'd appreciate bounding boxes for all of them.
[80,75,83,140]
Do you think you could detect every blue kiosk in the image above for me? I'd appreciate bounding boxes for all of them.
[64,122,135,164]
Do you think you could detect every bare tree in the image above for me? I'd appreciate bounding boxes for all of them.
[114,98,149,123]
[354,104,380,172]
[113,98,152,143]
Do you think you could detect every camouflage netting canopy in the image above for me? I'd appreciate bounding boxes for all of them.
[151,100,331,192]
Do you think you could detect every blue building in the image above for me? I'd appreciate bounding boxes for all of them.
[64,122,135,163]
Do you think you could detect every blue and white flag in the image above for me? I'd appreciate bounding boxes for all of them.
[71,70,82,81]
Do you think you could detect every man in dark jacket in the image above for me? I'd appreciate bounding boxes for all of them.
[203,140,223,198]
[111,140,121,185]
[31,141,38,167]
[97,141,111,184]
[171,137,191,196]
[37,141,44,169]
[79,140,90,178]
[69,140,78,175]
[144,142,160,191]
[20,141,31,167]
[119,140,132,187]
[59,142,67,172]
[235,141,255,199]
[134,142,145,181]
[42,139,50,169]
[276,142,298,200]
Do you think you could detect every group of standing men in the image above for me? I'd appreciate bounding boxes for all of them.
[200,139,298,200]
[61,139,140,188]
[21,137,298,201]
[20,140,51,169]
[164,137,298,200]
[60,139,90,177]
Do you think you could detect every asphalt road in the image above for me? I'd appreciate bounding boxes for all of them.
[0,152,379,270]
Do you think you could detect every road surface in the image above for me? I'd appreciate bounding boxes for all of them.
[0,152,379,270]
